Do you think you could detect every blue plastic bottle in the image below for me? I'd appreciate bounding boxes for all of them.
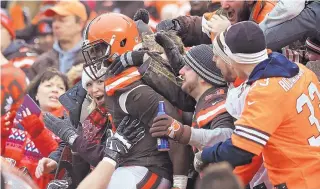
[157,101,170,151]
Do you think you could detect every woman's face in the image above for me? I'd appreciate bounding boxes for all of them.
[86,79,105,106]
[36,75,66,112]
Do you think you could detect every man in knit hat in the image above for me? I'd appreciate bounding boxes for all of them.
[196,21,320,189]
[305,37,320,80]
[149,44,236,186]
[211,20,272,189]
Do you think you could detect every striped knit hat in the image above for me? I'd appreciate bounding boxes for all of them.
[306,37,320,55]
[213,21,268,64]
[183,44,226,87]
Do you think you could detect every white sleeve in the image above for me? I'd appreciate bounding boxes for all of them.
[259,0,306,32]
[188,127,233,150]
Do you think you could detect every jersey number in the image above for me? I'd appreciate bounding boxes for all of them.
[296,82,320,147]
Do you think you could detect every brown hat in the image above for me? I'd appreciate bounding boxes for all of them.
[44,1,87,22]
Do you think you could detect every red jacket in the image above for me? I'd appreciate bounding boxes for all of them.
[2,107,64,189]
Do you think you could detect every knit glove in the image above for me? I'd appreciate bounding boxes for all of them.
[43,111,78,146]
[104,116,145,166]
[1,111,16,137]
[133,8,149,24]
[108,51,146,75]
[194,151,207,173]
[154,32,185,75]
[156,19,181,32]
[150,114,187,142]
[20,108,44,138]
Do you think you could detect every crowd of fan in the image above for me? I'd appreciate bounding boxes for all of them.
[1,0,320,189]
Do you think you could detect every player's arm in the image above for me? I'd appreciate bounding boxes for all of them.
[125,85,191,188]
[76,157,116,189]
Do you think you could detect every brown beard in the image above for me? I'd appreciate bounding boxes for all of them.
[182,77,199,96]
[237,2,252,22]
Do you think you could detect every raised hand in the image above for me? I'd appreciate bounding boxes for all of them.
[104,116,145,165]
[43,111,78,145]
[133,8,150,24]
[108,51,146,75]
[156,19,181,32]
[202,15,231,37]
[35,157,58,178]
[1,111,16,137]
[194,151,207,173]
[20,108,44,138]
[150,114,185,141]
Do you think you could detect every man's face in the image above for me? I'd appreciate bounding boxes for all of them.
[220,0,252,24]
[213,55,237,82]
[1,25,12,51]
[52,15,83,42]
[179,64,200,97]
[229,61,249,81]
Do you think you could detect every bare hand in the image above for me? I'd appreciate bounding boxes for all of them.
[35,158,57,178]
[203,15,231,36]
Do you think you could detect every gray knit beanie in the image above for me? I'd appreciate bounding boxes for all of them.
[183,44,226,87]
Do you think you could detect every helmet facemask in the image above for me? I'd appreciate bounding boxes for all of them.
[82,36,115,81]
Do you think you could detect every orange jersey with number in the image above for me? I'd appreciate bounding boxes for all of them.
[232,64,320,189]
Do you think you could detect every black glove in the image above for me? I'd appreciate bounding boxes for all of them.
[104,116,145,164]
[133,8,149,24]
[58,81,87,128]
[156,19,181,32]
[108,51,146,75]
[155,32,185,75]
[44,111,78,146]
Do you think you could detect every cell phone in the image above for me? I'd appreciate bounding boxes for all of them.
[15,94,41,121]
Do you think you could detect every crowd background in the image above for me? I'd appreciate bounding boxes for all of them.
[1,0,320,189]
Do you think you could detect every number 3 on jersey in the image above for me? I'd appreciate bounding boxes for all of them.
[296,82,320,146]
